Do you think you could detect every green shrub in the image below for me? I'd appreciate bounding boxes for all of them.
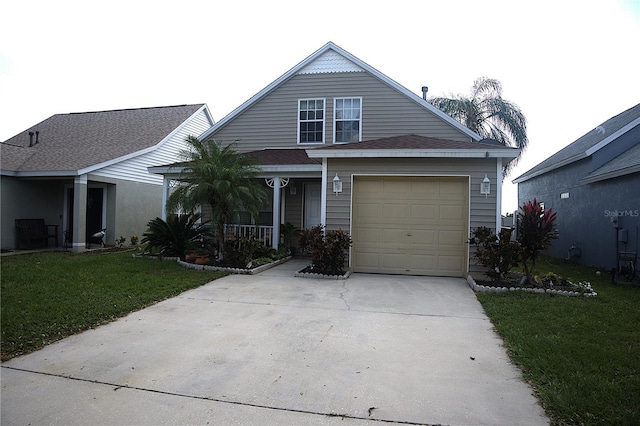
[141,213,213,260]
[299,225,352,275]
[518,198,558,284]
[222,235,274,268]
[470,226,521,281]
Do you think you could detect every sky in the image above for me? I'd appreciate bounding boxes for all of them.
[1,0,639,214]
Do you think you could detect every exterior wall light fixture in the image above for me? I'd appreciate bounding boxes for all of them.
[481,174,491,197]
[333,173,342,195]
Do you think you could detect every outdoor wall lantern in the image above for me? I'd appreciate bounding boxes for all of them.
[333,173,342,195]
[481,174,491,197]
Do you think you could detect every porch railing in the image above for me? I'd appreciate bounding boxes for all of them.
[224,224,273,247]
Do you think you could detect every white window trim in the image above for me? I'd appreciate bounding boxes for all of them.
[297,98,326,145]
[333,97,362,144]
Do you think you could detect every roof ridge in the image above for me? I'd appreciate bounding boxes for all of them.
[66,104,204,116]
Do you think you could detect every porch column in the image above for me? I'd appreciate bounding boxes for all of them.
[320,159,328,226]
[161,177,170,221]
[272,177,281,250]
[72,174,88,252]
[496,158,503,232]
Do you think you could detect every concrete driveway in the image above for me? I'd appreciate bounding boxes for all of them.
[1,259,548,425]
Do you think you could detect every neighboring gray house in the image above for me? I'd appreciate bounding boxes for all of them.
[150,42,520,277]
[1,104,214,251]
[514,103,640,271]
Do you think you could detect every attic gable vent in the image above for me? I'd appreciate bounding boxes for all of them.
[298,51,364,75]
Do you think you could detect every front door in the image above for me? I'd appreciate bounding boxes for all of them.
[86,188,104,245]
[304,183,322,228]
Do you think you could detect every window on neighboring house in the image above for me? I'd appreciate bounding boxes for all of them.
[298,99,325,144]
[334,97,362,143]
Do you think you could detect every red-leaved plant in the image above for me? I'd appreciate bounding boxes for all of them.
[517,198,558,285]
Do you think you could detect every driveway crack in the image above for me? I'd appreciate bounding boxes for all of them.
[339,281,351,310]
[2,366,434,425]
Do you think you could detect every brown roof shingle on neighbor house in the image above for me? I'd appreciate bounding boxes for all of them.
[1,104,204,173]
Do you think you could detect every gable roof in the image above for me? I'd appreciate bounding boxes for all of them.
[198,42,482,142]
[1,104,208,175]
[306,134,520,159]
[513,103,640,183]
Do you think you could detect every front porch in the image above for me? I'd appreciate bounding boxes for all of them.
[201,176,322,250]
[148,147,325,250]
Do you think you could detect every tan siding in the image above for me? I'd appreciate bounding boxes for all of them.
[208,73,471,152]
[283,179,313,229]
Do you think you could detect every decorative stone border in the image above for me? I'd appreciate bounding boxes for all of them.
[294,267,351,280]
[133,254,292,275]
[134,254,180,262]
[466,275,598,297]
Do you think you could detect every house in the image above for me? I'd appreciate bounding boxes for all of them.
[514,103,640,271]
[1,104,214,251]
[150,42,519,277]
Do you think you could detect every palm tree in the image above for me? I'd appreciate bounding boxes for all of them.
[429,77,528,174]
[167,136,268,257]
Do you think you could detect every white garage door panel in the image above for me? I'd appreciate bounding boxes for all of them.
[410,204,437,221]
[437,255,464,274]
[409,229,436,244]
[358,227,382,243]
[439,229,465,246]
[382,253,409,269]
[355,252,380,268]
[408,254,437,274]
[353,176,468,277]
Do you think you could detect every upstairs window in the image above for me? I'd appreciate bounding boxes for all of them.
[298,99,325,144]
[334,97,362,143]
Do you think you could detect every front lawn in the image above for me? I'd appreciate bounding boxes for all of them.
[477,256,640,425]
[1,250,226,361]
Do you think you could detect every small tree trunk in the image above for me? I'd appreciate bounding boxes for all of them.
[217,221,225,260]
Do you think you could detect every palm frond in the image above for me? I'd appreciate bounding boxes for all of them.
[429,77,528,174]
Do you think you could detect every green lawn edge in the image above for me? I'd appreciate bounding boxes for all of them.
[477,256,640,425]
[1,250,227,361]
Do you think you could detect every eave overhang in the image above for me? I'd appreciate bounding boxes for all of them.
[579,164,640,185]
[306,148,520,159]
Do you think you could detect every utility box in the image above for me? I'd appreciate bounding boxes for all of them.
[618,228,628,243]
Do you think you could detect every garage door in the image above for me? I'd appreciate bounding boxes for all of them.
[352,176,469,277]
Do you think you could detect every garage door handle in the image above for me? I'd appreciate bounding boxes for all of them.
[407,233,411,237]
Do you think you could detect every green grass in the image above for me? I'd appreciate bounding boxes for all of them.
[477,256,640,425]
[1,250,226,361]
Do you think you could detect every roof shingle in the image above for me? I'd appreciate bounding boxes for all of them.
[1,104,204,173]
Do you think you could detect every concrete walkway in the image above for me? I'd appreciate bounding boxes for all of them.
[1,259,548,425]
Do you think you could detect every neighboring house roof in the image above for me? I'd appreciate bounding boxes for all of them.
[198,42,482,143]
[306,134,520,159]
[581,141,640,184]
[513,103,640,183]
[1,104,208,175]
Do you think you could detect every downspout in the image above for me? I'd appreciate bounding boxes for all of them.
[161,177,170,221]
[321,158,328,226]
[272,177,281,250]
